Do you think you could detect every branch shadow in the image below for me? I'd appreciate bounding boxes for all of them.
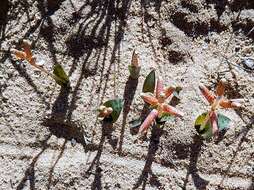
[0,53,13,95]
[248,176,254,190]
[205,0,228,18]
[218,116,253,188]
[0,2,46,102]
[85,121,114,190]
[42,86,99,151]
[46,139,67,189]
[183,135,209,190]
[6,1,44,43]
[10,60,39,92]
[118,76,138,154]
[49,87,70,120]
[45,0,66,15]
[36,0,58,66]
[65,0,133,120]
[9,0,133,189]
[133,124,164,190]
[10,59,50,107]
[41,87,86,188]
[16,135,52,190]
[140,0,160,61]
[38,0,134,183]
[0,0,9,45]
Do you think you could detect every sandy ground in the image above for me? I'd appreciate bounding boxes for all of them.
[0,0,254,189]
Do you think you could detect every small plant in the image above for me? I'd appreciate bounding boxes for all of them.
[138,71,184,134]
[195,79,242,139]
[11,40,70,87]
[98,99,123,123]
[128,50,141,79]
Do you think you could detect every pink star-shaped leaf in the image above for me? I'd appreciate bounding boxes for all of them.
[139,77,184,134]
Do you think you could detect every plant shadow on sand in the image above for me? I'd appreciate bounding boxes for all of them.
[44,84,119,189]
[83,121,115,190]
[10,59,47,104]
[35,86,91,189]
[218,109,254,189]
[62,0,133,120]
[133,124,164,190]
[0,0,9,45]
[118,76,139,154]
[41,86,100,189]
[14,0,133,188]
[16,135,52,190]
[182,134,209,190]
[131,95,183,189]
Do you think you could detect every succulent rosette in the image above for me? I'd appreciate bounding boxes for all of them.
[195,79,242,139]
[139,71,183,134]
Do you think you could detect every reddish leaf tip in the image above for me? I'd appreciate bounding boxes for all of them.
[138,109,158,134]
[231,102,241,108]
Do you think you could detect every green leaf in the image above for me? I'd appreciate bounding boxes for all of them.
[175,86,183,92]
[173,91,180,99]
[53,64,70,87]
[103,99,123,123]
[157,113,174,124]
[129,118,142,128]
[218,113,231,131]
[128,65,141,79]
[173,86,182,99]
[194,112,213,139]
[143,70,155,93]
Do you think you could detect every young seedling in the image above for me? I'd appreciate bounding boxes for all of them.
[138,72,184,134]
[128,50,141,79]
[98,99,123,123]
[195,79,242,139]
[11,40,70,87]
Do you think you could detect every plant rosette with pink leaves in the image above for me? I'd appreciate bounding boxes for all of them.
[138,70,184,134]
[195,79,243,139]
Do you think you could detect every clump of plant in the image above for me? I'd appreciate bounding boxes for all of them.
[11,40,70,87]
[138,70,184,134]
[98,99,123,123]
[128,50,141,79]
[195,79,242,139]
